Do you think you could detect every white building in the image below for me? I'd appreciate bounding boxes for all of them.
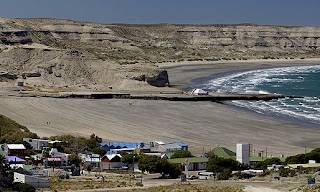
[236,143,250,165]
[23,138,51,150]
[14,172,50,188]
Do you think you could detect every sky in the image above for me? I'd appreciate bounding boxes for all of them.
[0,0,319,26]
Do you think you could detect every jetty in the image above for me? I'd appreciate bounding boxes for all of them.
[13,91,302,102]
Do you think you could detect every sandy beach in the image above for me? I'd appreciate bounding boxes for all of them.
[1,58,320,156]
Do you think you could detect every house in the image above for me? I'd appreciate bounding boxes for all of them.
[211,146,286,167]
[168,157,208,171]
[101,154,122,170]
[82,154,101,169]
[14,172,50,188]
[149,141,188,153]
[23,138,51,150]
[190,89,208,95]
[6,156,26,169]
[3,144,26,157]
[43,148,68,167]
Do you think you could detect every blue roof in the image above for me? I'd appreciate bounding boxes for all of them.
[6,156,26,162]
[178,142,188,147]
[99,142,145,149]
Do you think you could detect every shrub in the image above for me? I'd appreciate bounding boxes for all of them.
[170,150,192,159]
[12,183,36,192]
[279,167,296,177]
[217,169,232,180]
[254,158,282,170]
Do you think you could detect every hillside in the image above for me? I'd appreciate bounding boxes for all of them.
[1,18,320,91]
[0,114,38,143]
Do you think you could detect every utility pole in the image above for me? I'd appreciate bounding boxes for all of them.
[266,147,268,158]
[304,145,307,164]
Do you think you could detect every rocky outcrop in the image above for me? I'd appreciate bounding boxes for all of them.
[146,70,170,87]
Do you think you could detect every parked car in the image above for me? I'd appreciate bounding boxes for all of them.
[187,175,198,180]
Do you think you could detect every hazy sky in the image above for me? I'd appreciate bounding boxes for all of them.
[0,0,318,26]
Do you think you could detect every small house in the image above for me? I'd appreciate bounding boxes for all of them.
[168,157,208,171]
[101,154,122,170]
[4,144,26,157]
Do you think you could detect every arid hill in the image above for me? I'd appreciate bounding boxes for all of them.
[1,18,320,91]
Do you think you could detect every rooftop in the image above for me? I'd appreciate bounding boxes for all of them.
[6,156,26,162]
[212,146,236,160]
[99,142,144,149]
[7,144,26,150]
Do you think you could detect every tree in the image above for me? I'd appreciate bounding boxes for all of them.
[217,169,232,180]
[91,148,106,156]
[279,167,296,177]
[68,153,82,166]
[254,158,282,170]
[85,134,103,150]
[122,153,140,164]
[285,154,305,164]
[138,155,159,173]
[0,155,13,188]
[170,150,192,159]
[138,155,181,178]
[207,157,247,173]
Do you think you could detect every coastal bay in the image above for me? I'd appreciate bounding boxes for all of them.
[1,59,320,156]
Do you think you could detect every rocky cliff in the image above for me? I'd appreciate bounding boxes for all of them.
[0,18,320,91]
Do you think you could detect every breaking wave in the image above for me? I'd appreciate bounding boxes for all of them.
[202,65,320,124]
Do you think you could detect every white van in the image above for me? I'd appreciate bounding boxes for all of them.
[198,172,214,180]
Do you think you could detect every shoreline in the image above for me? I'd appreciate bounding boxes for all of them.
[0,58,320,156]
[158,58,320,90]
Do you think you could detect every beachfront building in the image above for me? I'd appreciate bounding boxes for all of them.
[168,157,208,171]
[23,138,52,150]
[3,144,26,157]
[82,153,101,169]
[211,146,285,167]
[149,141,188,153]
[98,142,145,154]
[43,148,68,166]
[100,154,122,170]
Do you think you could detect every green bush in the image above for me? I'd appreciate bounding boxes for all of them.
[217,169,232,180]
[279,167,296,177]
[12,182,36,192]
[254,158,282,170]
[170,150,192,159]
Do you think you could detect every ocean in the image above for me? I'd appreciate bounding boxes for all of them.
[198,65,320,126]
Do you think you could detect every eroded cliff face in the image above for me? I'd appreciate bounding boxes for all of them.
[0,18,319,91]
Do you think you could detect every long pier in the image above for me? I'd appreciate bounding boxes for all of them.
[17,92,302,102]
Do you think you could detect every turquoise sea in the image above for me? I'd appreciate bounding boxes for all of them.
[199,65,320,125]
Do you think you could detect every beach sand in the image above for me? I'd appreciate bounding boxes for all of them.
[1,58,320,156]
